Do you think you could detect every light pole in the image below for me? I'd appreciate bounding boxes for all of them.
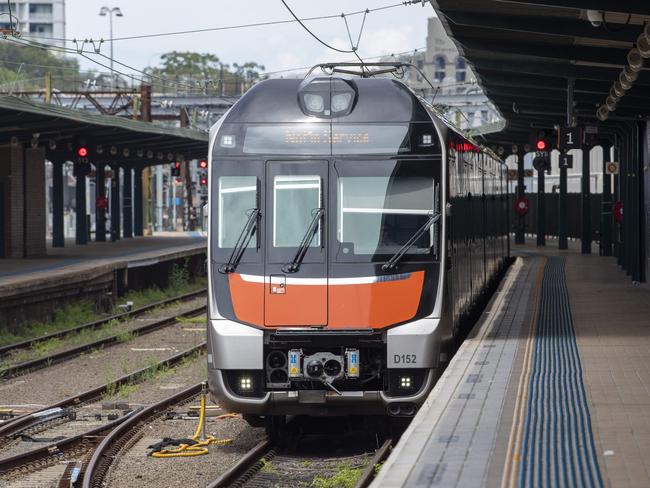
[99,6,123,88]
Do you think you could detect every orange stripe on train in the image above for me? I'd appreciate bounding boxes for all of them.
[228,271,424,329]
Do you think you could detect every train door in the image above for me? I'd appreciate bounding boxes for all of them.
[264,160,328,326]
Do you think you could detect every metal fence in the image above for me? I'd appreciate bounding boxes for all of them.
[511,193,604,241]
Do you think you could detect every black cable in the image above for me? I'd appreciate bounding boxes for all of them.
[7,0,13,32]
[17,2,409,43]
[280,0,355,53]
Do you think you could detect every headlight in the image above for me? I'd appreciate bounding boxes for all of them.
[303,93,324,113]
[331,92,353,113]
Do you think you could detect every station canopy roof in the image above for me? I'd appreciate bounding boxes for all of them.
[0,96,208,161]
[430,0,650,147]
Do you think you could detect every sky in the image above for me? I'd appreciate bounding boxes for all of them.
[64,0,432,77]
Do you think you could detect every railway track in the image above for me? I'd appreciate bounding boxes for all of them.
[206,427,393,488]
[0,290,206,379]
[0,343,206,482]
[0,288,206,357]
[82,382,204,488]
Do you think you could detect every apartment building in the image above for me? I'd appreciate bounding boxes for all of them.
[0,1,65,48]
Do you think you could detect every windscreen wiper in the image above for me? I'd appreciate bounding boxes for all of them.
[281,208,324,273]
[382,212,441,271]
[219,208,260,274]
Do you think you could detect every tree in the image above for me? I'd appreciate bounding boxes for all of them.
[145,52,266,96]
[146,51,222,78]
[232,61,266,84]
[0,42,80,90]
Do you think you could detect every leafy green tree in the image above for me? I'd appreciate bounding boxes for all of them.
[0,42,80,89]
[232,61,266,84]
[145,52,265,96]
[146,51,222,78]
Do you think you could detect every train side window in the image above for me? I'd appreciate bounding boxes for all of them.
[217,176,258,248]
[273,175,321,248]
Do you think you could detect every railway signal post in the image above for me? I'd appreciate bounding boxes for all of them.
[532,131,551,247]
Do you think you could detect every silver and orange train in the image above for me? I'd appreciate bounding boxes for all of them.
[206,68,509,424]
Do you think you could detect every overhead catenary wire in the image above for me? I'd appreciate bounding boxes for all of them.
[3,1,424,94]
[16,1,419,44]
[1,38,481,100]
[280,0,356,54]
[6,36,210,93]
[3,34,435,92]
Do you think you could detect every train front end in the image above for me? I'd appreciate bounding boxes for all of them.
[207,76,448,417]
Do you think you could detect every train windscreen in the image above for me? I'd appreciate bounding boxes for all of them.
[334,159,440,263]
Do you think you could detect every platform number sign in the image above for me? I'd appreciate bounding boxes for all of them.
[560,126,582,152]
[559,153,573,169]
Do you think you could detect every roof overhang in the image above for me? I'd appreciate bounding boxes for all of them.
[0,96,208,162]
[429,0,650,147]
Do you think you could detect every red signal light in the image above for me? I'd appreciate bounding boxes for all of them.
[77,147,88,157]
[174,162,181,169]
[198,160,208,169]
[200,177,208,186]
[535,139,547,151]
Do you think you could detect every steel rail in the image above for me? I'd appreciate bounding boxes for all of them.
[82,382,204,488]
[0,288,206,356]
[205,438,274,488]
[0,303,206,378]
[353,438,393,488]
[0,342,206,442]
[0,410,135,476]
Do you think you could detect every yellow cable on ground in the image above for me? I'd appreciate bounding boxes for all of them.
[150,388,234,458]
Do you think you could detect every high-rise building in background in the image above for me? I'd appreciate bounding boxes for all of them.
[0,1,66,49]
[384,17,500,130]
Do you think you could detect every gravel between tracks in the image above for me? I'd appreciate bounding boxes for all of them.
[0,353,209,462]
[0,301,206,407]
[103,409,264,488]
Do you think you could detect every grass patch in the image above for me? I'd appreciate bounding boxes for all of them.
[116,382,138,398]
[311,461,367,488]
[102,352,204,400]
[0,270,206,348]
[259,458,276,473]
[178,315,206,325]
[0,301,99,347]
[1,319,128,368]
[102,382,118,400]
[116,330,136,344]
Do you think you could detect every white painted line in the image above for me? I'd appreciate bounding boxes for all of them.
[130,347,173,352]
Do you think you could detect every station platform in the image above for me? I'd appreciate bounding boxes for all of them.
[0,232,206,327]
[374,244,650,488]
